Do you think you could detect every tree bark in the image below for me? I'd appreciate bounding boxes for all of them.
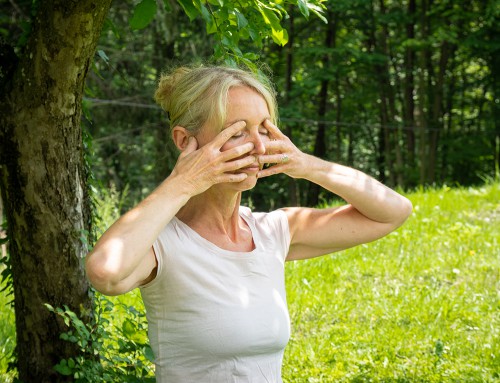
[427,40,455,183]
[284,5,299,206]
[417,0,429,184]
[307,11,336,206]
[404,0,416,173]
[0,1,112,381]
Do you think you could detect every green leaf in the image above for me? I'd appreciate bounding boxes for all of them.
[200,4,212,24]
[297,0,310,19]
[206,19,218,34]
[129,0,157,30]
[178,0,200,21]
[97,49,109,64]
[271,26,288,46]
[144,345,155,362]
[308,4,328,24]
[243,52,259,61]
[122,318,136,337]
[257,6,288,45]
[247,24,261,42]
[235,12,248,29]
[259,6,280,28]
[54,359,72,376]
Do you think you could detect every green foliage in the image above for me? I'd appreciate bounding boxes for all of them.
[0,246,16,383]
[45,291,154,382]
[0,221,16,381]
[130,0,158,30]
[0,223,12,308]
[129,0,327,67]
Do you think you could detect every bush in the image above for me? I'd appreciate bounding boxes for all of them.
[46,291,155,382]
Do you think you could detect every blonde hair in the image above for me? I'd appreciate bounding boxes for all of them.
[154,65,278,135]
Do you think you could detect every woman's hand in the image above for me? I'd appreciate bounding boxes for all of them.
[171,121,256,196]
[257,119,308,179]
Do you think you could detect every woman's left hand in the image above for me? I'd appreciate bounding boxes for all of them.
[257,120,308,179]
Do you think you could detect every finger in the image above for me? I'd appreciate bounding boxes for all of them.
[221,155,256,172]
[215,172,249,183]
[258,164,285,179]
[262,139,283,153]
[212,120,247,148]
[263,119,286,139]
[258,153,290,165]
[219,141,254,162]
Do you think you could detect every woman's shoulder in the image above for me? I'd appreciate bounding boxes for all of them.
[240,206,289,230]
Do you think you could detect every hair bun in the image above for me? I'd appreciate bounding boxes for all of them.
[154,67,191,117]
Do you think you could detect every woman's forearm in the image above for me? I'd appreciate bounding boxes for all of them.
[301,154,413,225]
[85,174,191,293]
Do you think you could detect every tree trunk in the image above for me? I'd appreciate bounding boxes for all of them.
[284,5,299,206]
[490,46,500,177]
[417,0,429,184]
[404,0,416,174]
[0,1,112,381]
[379,0,394,186]
[307,11,336,206]
[427,40,455,183]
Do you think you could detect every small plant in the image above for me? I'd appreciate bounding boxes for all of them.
[46,291,155,382]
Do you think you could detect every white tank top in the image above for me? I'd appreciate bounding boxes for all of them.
[140,207,291,382]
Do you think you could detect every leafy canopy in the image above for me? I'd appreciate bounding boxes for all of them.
[130,0,327,68]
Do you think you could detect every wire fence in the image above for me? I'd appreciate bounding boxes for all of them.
[84,97,445,136]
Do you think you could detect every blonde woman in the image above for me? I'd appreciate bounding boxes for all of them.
[85,65,412,382]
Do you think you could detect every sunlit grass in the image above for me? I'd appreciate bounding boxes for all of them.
[283,183,499,382]
[0,183,498,381]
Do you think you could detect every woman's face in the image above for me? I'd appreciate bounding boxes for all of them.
[196,86,272,188]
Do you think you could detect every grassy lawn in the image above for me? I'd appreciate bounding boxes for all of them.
[0,183,498,382]
[283,183,499,382]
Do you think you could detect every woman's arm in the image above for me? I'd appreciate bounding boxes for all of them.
[86,121,254,295]
[258,120,412,261]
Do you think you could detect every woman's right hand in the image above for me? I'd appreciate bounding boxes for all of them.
[170,121,256,196]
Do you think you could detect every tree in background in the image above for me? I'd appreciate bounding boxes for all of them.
[0,1,112,381]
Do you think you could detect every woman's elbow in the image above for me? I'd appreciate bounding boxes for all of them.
[85,252,125,296]
[395,196,413,226]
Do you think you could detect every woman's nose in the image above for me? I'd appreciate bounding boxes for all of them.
[249,132,266,155]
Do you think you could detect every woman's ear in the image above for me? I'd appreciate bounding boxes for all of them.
[171,126,191,151]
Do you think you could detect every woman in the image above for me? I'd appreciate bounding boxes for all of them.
[85,65,412,382]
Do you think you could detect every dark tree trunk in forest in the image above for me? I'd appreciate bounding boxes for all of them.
[404,0,417,174]
[307,11,336,206]
[490,46,500,176]
[284,5,299,206]
[0,1,112,381]
[375,0,404,186]
[417,0,430,184]
[427,41,455,183]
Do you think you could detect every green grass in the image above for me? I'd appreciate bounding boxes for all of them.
[0,183,498,382]
[283,183,500,382]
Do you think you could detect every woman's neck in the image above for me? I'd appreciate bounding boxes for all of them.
[176,187,244,239]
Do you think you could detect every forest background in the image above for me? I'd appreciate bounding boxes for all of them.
[88,0,499,210]
[0,0,499,381]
